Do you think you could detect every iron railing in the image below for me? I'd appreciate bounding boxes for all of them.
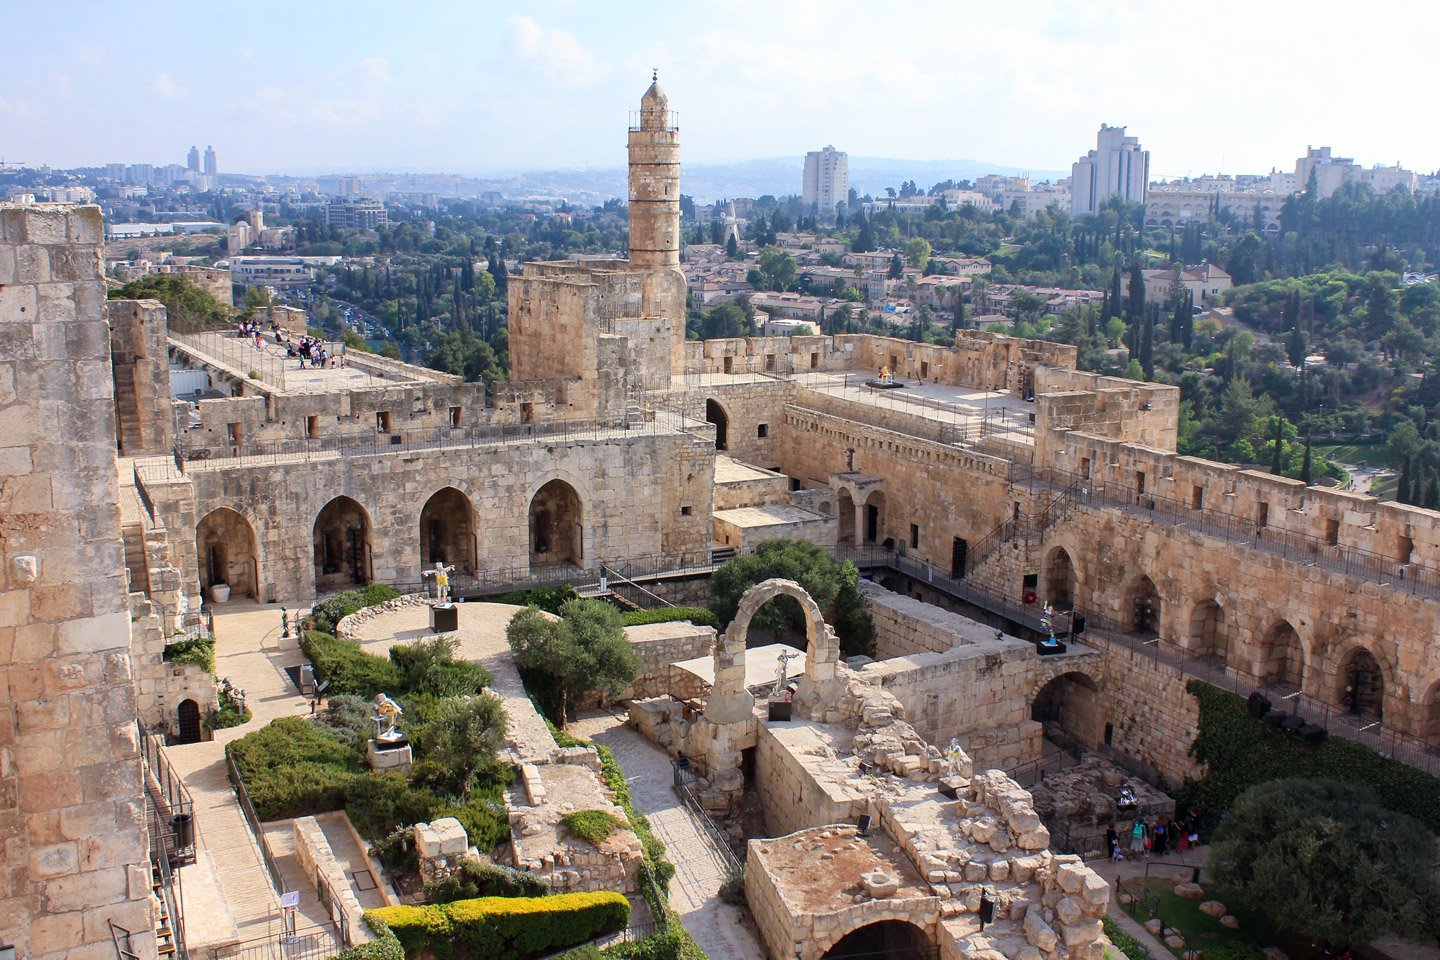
[152,837,188,960]
[109,920,140,960]
[139,721,196,866]
[206,925,342,960]
[671,758,744,880]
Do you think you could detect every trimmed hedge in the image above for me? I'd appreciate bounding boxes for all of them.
[302,631,403,698]
[311,585,402,633]
[1182,681,1440,832]
[366,891,629,960]
[620,607,719,629]
[486,584,580,615]
[601,927,707,960]
[331,917,405,960]
[227,717,360,820]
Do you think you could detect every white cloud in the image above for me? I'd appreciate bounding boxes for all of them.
[506,15,609,86]
[148,73,187,99]
[356,56,390,84]
[0,96,31,117]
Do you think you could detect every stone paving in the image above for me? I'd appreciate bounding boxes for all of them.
[568,709,767,960]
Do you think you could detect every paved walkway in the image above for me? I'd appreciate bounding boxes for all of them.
[166,603,333,950]
[568,709,766,960]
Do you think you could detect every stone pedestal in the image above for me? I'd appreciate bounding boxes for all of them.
[430,603,459,632]
[366,738,413,774]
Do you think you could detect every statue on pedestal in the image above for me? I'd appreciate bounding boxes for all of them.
[372,692,405,743]
[771,649,801,700]
[423,561,455,605]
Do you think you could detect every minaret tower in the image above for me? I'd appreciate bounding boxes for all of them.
[627,71,680,268]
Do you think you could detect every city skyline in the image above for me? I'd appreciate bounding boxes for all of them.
[2,1,1437,181]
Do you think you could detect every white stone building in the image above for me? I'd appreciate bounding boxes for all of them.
[802,145,849,215]
[1070,124,1149,215]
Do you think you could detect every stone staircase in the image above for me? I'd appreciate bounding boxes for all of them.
[958,476,1087,601]
[152,860,179,958]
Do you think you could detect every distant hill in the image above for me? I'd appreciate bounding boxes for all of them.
[300,155,1068,206]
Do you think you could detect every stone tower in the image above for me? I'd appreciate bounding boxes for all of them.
[627,73,680,268]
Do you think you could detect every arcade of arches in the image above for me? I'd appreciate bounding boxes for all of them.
[196,507,259,599]
[529,479,583,568]
[1259,620,1303,688]
[314,496,372,590]
[1187,599,1229,662]
[420,487,476,574]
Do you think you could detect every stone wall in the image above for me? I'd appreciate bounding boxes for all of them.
[293,816,372,947]
[624,621,715,699]
[754,721,869,838]
[0,204,158,959]
[107,298,173,456]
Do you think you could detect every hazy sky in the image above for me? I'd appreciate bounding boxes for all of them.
[3,0,1437,180]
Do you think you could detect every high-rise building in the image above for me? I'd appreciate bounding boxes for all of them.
[1070,125,1149,216]
[187,145,200,172]
[203,145,217,176]
[803,145,849,215]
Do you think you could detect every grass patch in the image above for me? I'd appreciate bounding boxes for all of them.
[561,810,624,846]
[1120,877,1264,952]
[620,607,719,629]
[1312,442,1391,468]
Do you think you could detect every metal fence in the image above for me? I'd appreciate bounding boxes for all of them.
[206,925,342,960]
[671,758,745,881]
[139,721,197,866]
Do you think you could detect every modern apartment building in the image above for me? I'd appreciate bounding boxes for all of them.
[802,145,849,215]
[1070,124,1149,215]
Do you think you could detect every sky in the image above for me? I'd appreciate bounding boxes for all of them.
[3,0,1438,181]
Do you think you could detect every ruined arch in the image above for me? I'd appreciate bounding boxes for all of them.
[529,478,583,568]
[1187,597,1230,664]
[1258,619,1303,688]
[727,578,837,687]
[1338,645,1386,719]
[705,398,729,452]
[1041,546,1078,607]
[836,489,856,544]
[419,486,476,574]
[313,496,372,591]
[817,919,934,960]
[1031,670,1103,749]
[196,506,259,600]
[1122,572,1161,636]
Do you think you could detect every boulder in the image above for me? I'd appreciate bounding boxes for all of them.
[1144,919,1164,937]
[1024,905,1059,952]
[1173,881,1205,900]
[1221,915,1240,930]
[1199,900,1227,918]
[1166,936,1187,950]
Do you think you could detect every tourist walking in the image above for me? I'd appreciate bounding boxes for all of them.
[1130,817,1147,857]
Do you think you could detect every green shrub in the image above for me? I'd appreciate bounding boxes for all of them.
[1201,942,1268,960]
[311,585,402,633]
[602,927,706,960]
[331,917,405,960]
[226,717,360,820]
[425,859,551,903]
[560,810,623,846]
[487,584,580,614]
[366,892,628,960]
[371,826,418,876]
[163,635,216,673]
[315,694,381,752]
[345,773,441,840]
[1181,681,1440,832]
[620,607,719,629]
[438,786,512,852]
[205,683,252,731]
[391,635,492,696]
[1102,917,1155,960]
[302,631,402,699]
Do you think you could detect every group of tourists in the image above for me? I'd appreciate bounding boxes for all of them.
[1106,808,1201,861]
[233,320,342,370]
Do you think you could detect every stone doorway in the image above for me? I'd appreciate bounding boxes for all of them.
[1031,671,1102,751]
[313,496,372,591]
[1259,620,1303,688]
[529,479,583,569]
[196,507,259,600]
[1341,647,1384,719]
[1187,599,1229,665]
[1124,574,1161,636]
[176,698,203,745]
[1042,546,1075,607]
[864,491,886,544]
[419,487,476,574]
[819,919,933,959]
[705,399,729,452]
[837,489,855,544]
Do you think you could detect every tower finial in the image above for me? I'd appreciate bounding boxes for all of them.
[652,67,658,82]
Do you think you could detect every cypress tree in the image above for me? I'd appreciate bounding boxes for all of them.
[1398,454,1414,505]
[1140,303,1155,381]
[1108,267,1122,321]
[1426,473,1440,511]
[1270,418,1285,474]
[1301,435,1314,485]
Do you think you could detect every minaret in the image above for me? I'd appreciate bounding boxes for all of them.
[627,71,680,269]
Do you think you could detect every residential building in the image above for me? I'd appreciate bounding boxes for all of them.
[1142,263,1232,305]
[325,197,389,230]
[187,145,200,172]
[1070,124,1149,215]
[203,145,217,176]
[802,145,849,215]
[1145,187,1284,235]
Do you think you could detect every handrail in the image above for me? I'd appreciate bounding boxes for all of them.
[152,833,188,960]
[224,753,285,899]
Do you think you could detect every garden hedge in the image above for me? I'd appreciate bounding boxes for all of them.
[1182,680,1440,832]
[311,584,402,633]
[226,716,360,820]
[302,631,403,698]
[366,891,629,960]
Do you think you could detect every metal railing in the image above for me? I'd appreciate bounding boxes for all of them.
[109,920,140,960]
[152,838,188,960]
[139,721,196,867]
[672,758,744,881]
[224,753,285,898]
[206,925,341,960]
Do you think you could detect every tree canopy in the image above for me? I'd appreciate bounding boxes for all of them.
[109,274,232,331]
[1209,778,1440,947]
[507,599,639,725]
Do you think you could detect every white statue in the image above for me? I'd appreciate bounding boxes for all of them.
[772,649,801,699]
[373,692,404,742]
[943,737,966,777]
[422,561,455,605]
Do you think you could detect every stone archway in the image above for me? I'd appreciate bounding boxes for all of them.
[1031,670,1103,750]
[196,507,259,600]
[864,491,886,545]
[1187,598,1229,664]
[419,486,476,574]
[1259,620,1303,688]
[837,489,856,544]
[1123,573,1161,636]
[1339,646,1385,719]
[728,578,837,685]
[1042,546,1077,607]
[818,919,934,960]
[706,398,729,452]
[313,496,372,591]
[529,479,583,569]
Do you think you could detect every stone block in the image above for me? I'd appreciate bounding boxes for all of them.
[414,817,469,859]
[1023,905,1058,952]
